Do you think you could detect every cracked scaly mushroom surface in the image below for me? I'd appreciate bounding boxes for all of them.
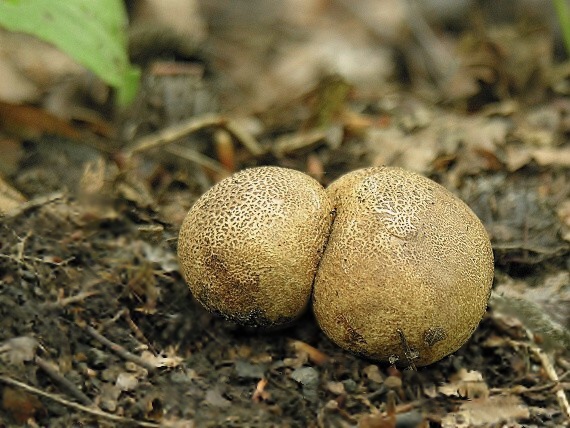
[313,167,494,366]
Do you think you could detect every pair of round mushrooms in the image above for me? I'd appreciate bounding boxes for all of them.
[177,166,494,366]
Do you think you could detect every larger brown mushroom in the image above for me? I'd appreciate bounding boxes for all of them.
[312,167,494,366]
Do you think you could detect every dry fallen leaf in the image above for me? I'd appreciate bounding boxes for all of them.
[557,199,570,242]
[0,174,26,214]
[204,389,231,408]
[159,417,196,428]
[362,365,384,383]
[0,101,82,140]
[0,336,38,365]
[140,350,183,368]
[438,368,489,399]
[0,30,85,104]
[116,372,139,391]
[506,146,570,170]
[98,382,121,412]
[491,273,570,351]
[325,381,345,395]
[0,138,24,176]
[441,395,530,427]
[1,387,44,424]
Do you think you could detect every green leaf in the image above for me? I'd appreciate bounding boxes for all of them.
[0,0,140,106]
[553,0,570,57]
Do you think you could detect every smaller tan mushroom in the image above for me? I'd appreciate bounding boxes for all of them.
[178,166,333,328]
[312,167,494,366]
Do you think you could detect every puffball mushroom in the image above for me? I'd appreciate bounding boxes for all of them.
[177,165,494,365]
[312,167,494,366]
[177,166,333,328]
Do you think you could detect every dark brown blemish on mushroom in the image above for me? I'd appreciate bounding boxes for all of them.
[200,253,261,321]
[337,314,367,347]
[424,326,447,347]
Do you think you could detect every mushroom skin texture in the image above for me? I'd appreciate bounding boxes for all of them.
[178,166,333,328]
[312,167,494,366]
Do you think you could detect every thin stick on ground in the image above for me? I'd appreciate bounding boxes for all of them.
[34,356,93,406]
[0,374,160,427]
[126,113,264,157]
[531,345,570,421]
[41,291,100,310]
[123,309,158,355]
[396,328,418,371]
[4,192,65,218]
[165,145,228,176]
[223,118,265,156]
[83,325,157,373]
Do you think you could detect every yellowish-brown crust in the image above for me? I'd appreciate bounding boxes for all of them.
[312,166,494,366]
[178,166,333,328]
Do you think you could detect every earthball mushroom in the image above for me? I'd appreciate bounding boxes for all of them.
[178,166,333,328]
[312,167,494,366]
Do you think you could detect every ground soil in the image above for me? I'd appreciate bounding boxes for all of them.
[1,5,570,428]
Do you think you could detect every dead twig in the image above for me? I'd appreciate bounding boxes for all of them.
[0,231,68,278]
[41,291,100,310]
[83,325,157,373]
[125,113,264,157]
[3,192,65,218]
[102,309,128,328]
[272,130,328,158]
[123,309,158,355]
[165,145,228,176]
[0,374,160,427]
[505,329,570,421]
[531,345,570,420]
[558,357,570,372]
[491,381,558,395]
[396,328,418,371]
[34,356,92,406]
[223,118,265,156]
[0,254,74,274]
[0,254,74,266]
[289,339,329,366]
